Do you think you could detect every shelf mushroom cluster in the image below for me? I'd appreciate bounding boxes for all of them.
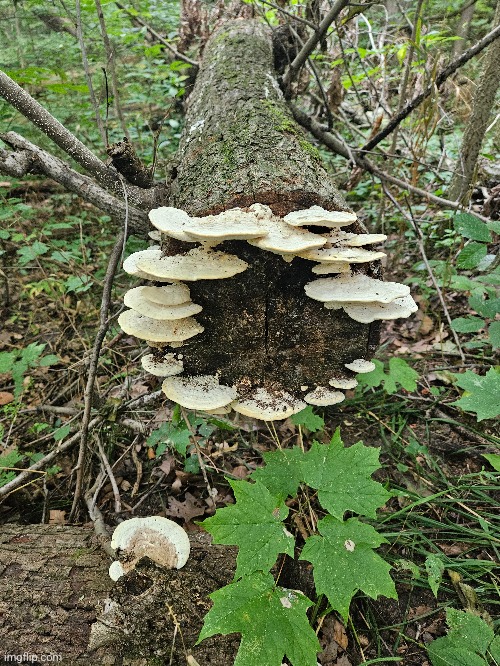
[118,204,417,417]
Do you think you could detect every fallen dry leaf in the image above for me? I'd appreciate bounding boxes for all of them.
[231,465,250,479]
[166,492,206,522]
[0,392,14,406]
[333,619,348,650]
[49,510,66,525]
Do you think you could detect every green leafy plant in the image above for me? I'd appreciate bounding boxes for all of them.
[449,213,500,350]
[356,357,419,395]
[427,608,500,666]
[199,429,396,666]
[0,343,59,398]
[450,367,500,422]
[147,406,235,473]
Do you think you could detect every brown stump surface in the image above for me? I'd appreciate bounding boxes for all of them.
[168,20,379,391]
[0,524,239,665]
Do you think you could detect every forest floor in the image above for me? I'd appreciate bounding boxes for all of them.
[0,181,498,666]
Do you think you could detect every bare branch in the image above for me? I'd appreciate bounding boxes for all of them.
[95,0,130,141]
[70,230,126,521]
[114,2,199,70]
[33,10,77,38]
[76,0,107,147]
[362,22,500,152]
[0,132,149,234]
[0,69,116,189]
[290,105,492,221]
[282,0,350,91]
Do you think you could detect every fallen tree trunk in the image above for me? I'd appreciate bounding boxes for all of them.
[166,19,380,393]
[0,524,238,665]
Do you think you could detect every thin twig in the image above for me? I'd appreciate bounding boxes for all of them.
[75,0,107,147]
[180,407,213,497]
[0,417,103,499]
[259,0,317,29]
[282,0,350,90]
[70,230,126,521]
[289,105,492,220]
[85,468,115,558]
[95,0,130,140]
[382,186,466,362]
[96,436,122,514]
[361,22,500,152]
[389,0,425,152]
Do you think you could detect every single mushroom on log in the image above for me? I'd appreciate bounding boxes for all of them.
[119,20,416,415]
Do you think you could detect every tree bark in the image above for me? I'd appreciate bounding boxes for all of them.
[452,0,477,58]
[449,0,500,202]
[0,524,239,665]
[168,19,380,394]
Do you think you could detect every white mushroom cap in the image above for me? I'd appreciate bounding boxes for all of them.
[137,246,248,281]
[124,288,202,320]
[182,209,265,243]
[345,359,376,373]
[298,246,386,263]
[140,284,191,306]
[304,387,345,406]
[148,230,161,241]
[109,516,190,580]
[231,388,306,421]
[149,207,194,242]
[196,405,232,415]
[321,231,388,246]
[341,233,387,247]
[141,353,184,377]
[305,274,410,304]
[312,262,351,274]
[109,561,125,581]
[118,310,204,342]
[248,216,326,254]
[342,294,418,323]
[123,247,171,281]
[284,206,357,228]
[249,203,274,219]
[162,375,237,410]
[328,377,358,389]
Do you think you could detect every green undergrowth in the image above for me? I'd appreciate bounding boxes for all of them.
[199,428,397,665]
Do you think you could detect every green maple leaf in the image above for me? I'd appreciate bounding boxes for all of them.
[290,405,325,432]
[427,608,496,666]
[451,368,500,421]
[251,447,304,499]
[300,515,396,621]
[301,430,391,519]
[198,571,320,666]
[202,479,295,578]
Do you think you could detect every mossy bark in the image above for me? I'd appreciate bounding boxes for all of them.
[168,20,379,392]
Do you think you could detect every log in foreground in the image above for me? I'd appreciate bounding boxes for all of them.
[0,524,238,665]
[120,20,417,417]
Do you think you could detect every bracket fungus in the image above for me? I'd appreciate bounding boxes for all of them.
[109,516,190,581]
[137,246,248,281]
[283,205,357,228]
[345,359,376,373]
[162,375,237,411]
[118,310,204,343]
[141,353,184,377]
[232,387,306,421]
[304,387,345,407]
[117,203,417,420]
